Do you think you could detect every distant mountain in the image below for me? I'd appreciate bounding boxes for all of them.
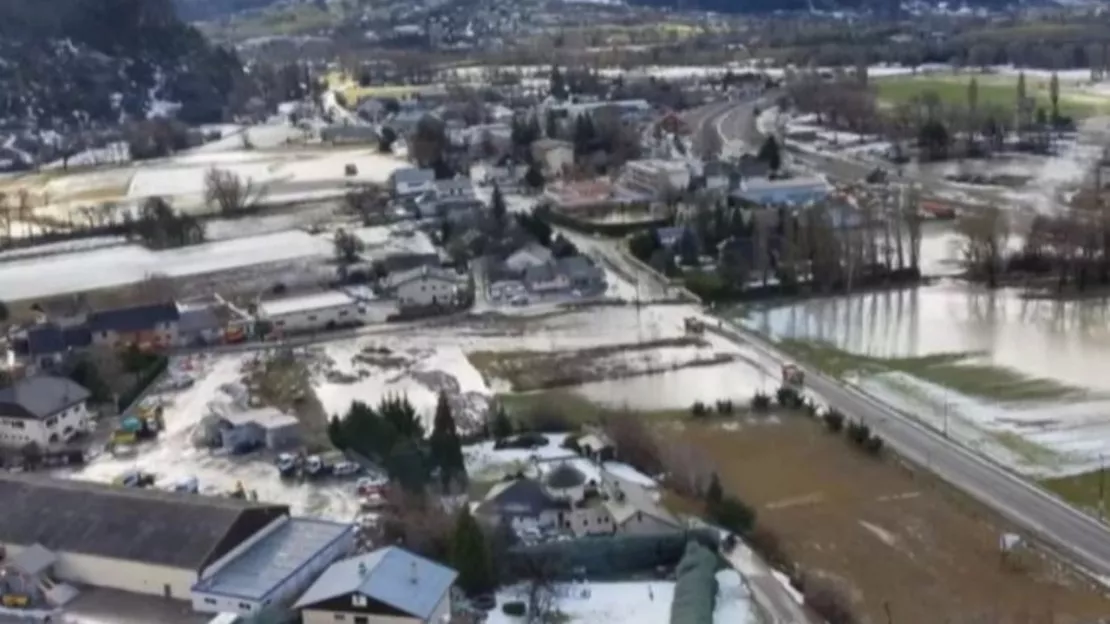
[0,0,246,129]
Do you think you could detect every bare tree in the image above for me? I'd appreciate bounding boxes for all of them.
[204,167,267,215]
[344,185,386,224]
[518,549,562,623]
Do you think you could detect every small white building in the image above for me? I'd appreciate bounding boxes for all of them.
[0,376,91,448]
[258,291,366,335]
[531,139,575,178]
[385,266,464,309]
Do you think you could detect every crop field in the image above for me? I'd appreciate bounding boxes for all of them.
[874,73,1110,118]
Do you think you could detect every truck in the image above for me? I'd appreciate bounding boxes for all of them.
[684,317,705,335]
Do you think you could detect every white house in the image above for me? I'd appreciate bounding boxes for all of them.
[531,139,574,178]
[258,291,367,335]
[621,159,691,197]
[0,376,91,448]
[503,243,554,273]
[0,473,289,601]
[191,516,355,616]
[294,546,457,624]
[386,266,464,308]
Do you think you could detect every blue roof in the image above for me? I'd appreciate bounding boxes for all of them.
[25,323,91,355]
[192,518,353,602]
[87,302,179,333]
[293,546,458,619]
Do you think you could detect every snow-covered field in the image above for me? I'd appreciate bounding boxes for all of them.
[0,229,334,300]
[464,433,575,481]
[62,354,362,520]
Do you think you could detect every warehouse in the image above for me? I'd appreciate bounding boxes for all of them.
[191,516,355,616]
[258,291,365,335]
[0,473,288,600]
[218,407,301,453]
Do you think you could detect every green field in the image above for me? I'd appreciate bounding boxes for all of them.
[1042,470,1110,518]
[874,73,1110,119]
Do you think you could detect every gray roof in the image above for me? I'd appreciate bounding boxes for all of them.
[557,255,601,279]
[193,518,353,601]
[294,546,457,619]
[545,463,587,489]
[0,376,90,421]
[392,168,435,185]
[10,543,57,576]
[0,473,288,570]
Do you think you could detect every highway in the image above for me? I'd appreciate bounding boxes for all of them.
[683,96,1110,578]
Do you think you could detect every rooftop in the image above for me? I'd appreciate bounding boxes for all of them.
[222,407,300,431]
[0,472,288,570]
[193,517,353,602]
[87,301,179,333]
[0,376,91,421]
[294,546,457,620]
[259,291,356,318]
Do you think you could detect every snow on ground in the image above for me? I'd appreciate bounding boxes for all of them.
[44,142,130,170]
[859,371,1110,478]
[0,235,126,262]
[489,582,674,624]
[311,338,492,430]
[464,433,575,480]
[0,229,333,300]
[63,354,362,520]
[714,569,759,624]
[602,461,659,488]
[128,161,277,197]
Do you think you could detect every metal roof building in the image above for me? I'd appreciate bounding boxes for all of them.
[191,517,355,617]
[294,546,458,624]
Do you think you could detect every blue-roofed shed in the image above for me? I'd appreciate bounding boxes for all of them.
[191,517,355,616]
[293,546,458,623]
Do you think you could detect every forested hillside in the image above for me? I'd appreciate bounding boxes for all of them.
[0,0,246,129]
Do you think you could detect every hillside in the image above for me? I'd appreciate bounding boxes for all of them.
[0,0,246,129]
[172,0,284,22]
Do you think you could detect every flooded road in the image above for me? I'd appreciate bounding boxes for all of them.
[743,282,1110,392]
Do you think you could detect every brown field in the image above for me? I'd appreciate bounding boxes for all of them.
[673,416,1110,624]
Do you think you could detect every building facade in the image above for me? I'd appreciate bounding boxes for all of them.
[0,376,91,448]
[259,292,367,335]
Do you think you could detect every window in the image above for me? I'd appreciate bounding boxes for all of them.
[354,617,368,624]
[333,616,346,622]
[239,602,252,610]
[351,595,368,607]
[339,311,349,317]
[276,321,285,327]
[308,315,318,322]
[204,598,217,605]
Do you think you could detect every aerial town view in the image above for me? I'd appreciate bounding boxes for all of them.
[6,0,1110,622]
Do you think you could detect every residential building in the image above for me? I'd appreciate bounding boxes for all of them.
[577,431,614,462]
[390,168,436,198]
[293,546,457,624]
[531,139,574,178]
[621,159,691,197]
[0,376,91,448]
[732,175,832,206]
[258,292,368,335]
[434,178,476,201]
[599,479,681,536]
[476,478,569,531]
[217,407,301,452]
[0,473,288,600]
[11,323,91,372]
[503,243,553,273]
[177,303,225,347]
[522,256,605,296]
[385,266,464,308]
[87,301,180,350]
[191,516,355,616]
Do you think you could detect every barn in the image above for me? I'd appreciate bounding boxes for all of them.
[0,473,288,600]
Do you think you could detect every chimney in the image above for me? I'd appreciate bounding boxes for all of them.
[410,560,418,585]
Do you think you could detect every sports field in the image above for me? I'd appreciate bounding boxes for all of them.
[874,72,1110,118]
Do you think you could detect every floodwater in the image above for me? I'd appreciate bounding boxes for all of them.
[743,281,1110,392]
[571,357,774,410]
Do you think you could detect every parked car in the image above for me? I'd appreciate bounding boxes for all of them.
[331,461,360,477]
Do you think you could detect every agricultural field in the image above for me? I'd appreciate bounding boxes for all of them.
[670,415,1110,624]
[873,71,1110,118]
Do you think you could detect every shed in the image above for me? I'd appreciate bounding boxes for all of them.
[219,408,300,452]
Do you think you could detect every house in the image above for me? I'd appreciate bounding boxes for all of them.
[87,301,180,350]
[11,323,91,372]
[191,516,355,616]
[732,175,832,207]
[258,291,367,335]
[434,178,476,201]
[293,546,457,624]
[0,541,78,614]
[390,168,436,198]
[0,472,288,600]
[476,478,569,531]
[218,407,301,452]
[460,123,513,158]
[521,256,604,297]
[503,243,553,273]
[176,304,225,348]
[385,266,465,309]
[0,376,92,448]
[599,479,682,536]
[531,139,574,178]
[522,263,570,295]
[577,431,614,462]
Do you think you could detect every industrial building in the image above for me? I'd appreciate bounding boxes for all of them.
[294,546,457,624]
[0,473,288,601]
[258,291,366,335]
[191,516,355,616]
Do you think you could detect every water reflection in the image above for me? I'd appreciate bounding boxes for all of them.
[745,282,1110,392]
[572,360,770,410]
